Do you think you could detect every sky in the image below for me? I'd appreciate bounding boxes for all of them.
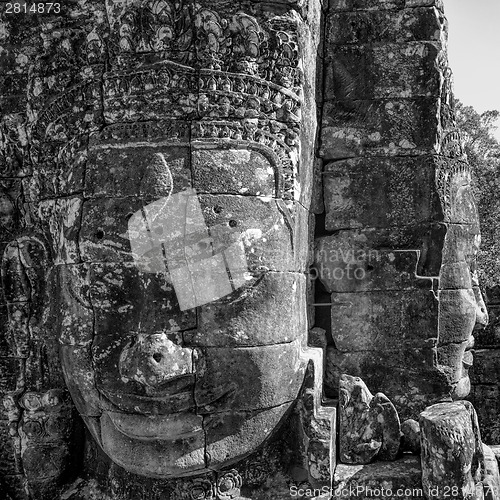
[444,0,500,141]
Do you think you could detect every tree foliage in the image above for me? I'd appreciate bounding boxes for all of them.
[454,98,500,290]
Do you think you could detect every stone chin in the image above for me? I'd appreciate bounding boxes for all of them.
[79,402,294,478]
[451,348,474,399]
[99,411,207,478]
[452,376,471,400]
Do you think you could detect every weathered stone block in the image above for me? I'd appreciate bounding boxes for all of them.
[190,272,306,346]
[327,8,444,45]
[324,42,442,100]
[406,0,444,8]
[86,145,191,199]
[192,149,276,197]
[80,197,153,263]
[329,289,438,351]
[314,223,445,277]
[315,236,433,292]
[196,194,304,273]
[436,340,470,384]
[438,289,476,345]
[194,340,305,412]
[339,375,400,464]
[333,457,422,499]
[322,156,442,230]
[329,0,405,10]
[329,0,444,13]
[204,405,290,469]
[89,262,196,336]
[320,98,440,158]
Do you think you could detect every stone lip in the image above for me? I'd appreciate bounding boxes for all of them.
[105,411,203,441]
[99,382,237,415]
[100,388,196,414]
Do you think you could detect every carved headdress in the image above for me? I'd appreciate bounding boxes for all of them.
[28,0,304,203]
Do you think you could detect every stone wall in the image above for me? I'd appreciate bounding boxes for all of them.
[314,0,484,421]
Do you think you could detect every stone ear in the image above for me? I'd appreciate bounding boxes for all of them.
[1,235,51,359]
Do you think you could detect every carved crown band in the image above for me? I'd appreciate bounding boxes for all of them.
[31,60,302,147]
[104,62,301,123]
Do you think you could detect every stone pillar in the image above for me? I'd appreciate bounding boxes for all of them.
[420,401,484,500]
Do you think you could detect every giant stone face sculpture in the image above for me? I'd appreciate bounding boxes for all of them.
[9,0,321,482]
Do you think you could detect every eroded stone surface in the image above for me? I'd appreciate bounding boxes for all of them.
[333,456,422,500]
[322,156,442,230]
[320,98,441,159]
[338,375,400,464]
[420,401,484,500]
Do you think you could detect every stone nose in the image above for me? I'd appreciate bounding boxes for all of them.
[119,333,193,389]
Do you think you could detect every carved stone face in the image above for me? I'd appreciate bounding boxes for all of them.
[437,168,488,398]
[316,154,487,419]
[56,132,308,478]
[23,0,319,478]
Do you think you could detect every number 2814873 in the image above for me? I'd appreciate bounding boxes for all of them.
[4,3,61,14]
